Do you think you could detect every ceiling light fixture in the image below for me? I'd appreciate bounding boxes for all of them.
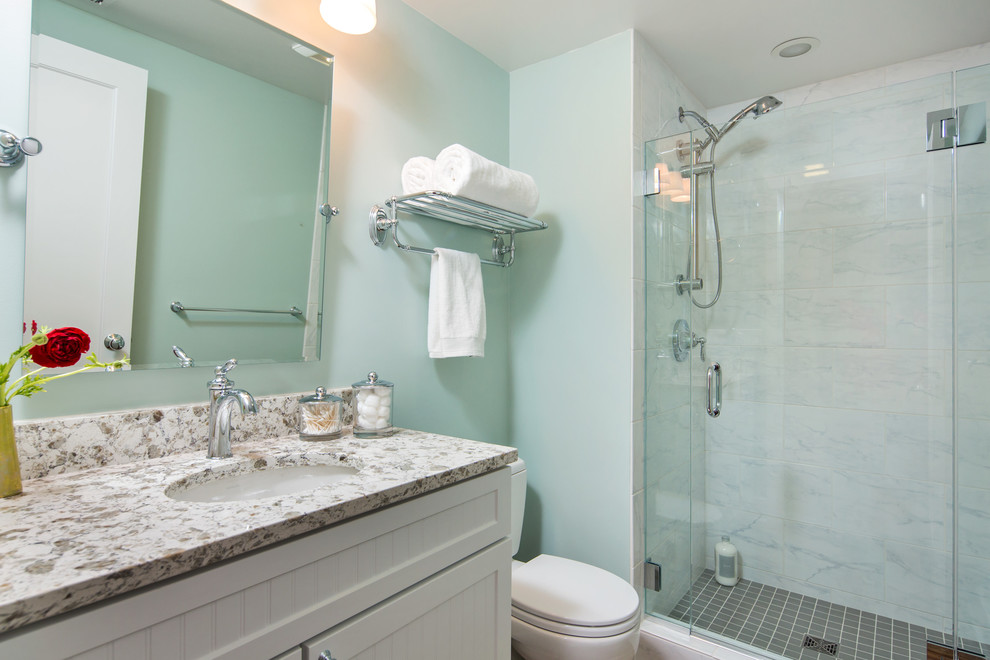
[320,0,377,35]
[771,37,820,59]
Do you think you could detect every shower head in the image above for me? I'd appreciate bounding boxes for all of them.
[718,95,782,139]
[678,95,782,150]
[758,95,783,114]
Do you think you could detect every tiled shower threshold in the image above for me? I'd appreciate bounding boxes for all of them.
[667,570,988,660]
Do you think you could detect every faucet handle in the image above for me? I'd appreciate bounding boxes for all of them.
[208,358,238,390]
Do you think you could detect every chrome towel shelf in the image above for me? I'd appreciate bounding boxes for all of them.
[170,301,304,318]
[369,191,547,267]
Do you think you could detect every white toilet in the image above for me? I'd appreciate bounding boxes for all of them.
[509,459,641,660]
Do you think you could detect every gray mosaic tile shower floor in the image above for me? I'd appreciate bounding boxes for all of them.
[668,570,989,660]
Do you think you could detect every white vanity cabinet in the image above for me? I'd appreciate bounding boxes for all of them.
[0,468,511,660]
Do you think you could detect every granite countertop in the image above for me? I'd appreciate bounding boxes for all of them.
[0,429,516,633]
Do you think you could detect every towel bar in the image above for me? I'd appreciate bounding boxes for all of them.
[369,191,547,267]
[170,301,304,317]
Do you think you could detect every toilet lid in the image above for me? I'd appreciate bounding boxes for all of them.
[511,555,640,628]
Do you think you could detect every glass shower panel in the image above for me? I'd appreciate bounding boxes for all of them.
[954,61,990,656]
[643,132,703,623]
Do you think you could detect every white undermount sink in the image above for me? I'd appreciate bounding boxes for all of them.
[167,464,359,503]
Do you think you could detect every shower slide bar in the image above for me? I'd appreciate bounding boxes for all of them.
[369,191,547,268]
[170,301,304,317]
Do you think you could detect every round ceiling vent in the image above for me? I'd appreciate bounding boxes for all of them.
[771,37,820,59]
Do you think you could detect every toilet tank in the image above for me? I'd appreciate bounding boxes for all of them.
[509,459,526,557]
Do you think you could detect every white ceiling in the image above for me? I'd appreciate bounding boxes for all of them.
[400,0,990,108]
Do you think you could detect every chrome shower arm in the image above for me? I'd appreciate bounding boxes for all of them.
[679,107,719,143]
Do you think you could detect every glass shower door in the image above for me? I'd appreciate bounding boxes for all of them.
[953,61,990,657]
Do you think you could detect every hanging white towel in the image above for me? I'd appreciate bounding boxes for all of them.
[428,248,486,358]
[401,156,436,194]
[434,144,540,216]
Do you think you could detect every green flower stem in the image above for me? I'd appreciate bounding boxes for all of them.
[0,344,33,386]
[5,366,45,388]
[0,345,37,406]
[0,350,129,407]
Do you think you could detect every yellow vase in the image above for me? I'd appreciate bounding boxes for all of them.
[0,405,22,498]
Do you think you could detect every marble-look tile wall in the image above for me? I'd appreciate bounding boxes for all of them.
[13,389,353,480]
[700,55,990,638]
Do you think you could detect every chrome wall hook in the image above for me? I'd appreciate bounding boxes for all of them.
[319,203,339,223]
[0,130,42,168]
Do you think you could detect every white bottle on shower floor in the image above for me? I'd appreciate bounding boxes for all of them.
[715,535,739,587]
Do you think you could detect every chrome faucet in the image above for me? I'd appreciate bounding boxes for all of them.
[206,359,258,459]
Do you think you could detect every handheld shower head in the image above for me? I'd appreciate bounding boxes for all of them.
[718,95,782,139]
[677,95,781,152]
[754,95,783,115]
[671,94,782,311]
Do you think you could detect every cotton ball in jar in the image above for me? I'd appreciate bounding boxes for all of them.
[376,388,391,410]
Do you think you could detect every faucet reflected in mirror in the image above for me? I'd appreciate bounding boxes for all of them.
[171,346,194,368]
[206,359,257,460]
[23,0,334,372]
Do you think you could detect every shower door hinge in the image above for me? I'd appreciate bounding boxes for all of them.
[927,102,987,151]
[644,560,661,592]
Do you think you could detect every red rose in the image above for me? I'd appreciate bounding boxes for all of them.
[28,327,91,368]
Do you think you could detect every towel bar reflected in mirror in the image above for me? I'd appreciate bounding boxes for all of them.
[170,301,304,318]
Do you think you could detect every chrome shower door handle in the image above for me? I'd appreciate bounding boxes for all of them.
[707,362,721,418]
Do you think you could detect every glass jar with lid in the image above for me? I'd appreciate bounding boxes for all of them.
[352,371,394,438]
[298,387,344,440]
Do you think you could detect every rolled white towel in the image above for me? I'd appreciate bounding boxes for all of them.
[434,144,539,217]
[401,156,436,194]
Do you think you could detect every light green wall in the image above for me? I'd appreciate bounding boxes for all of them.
[508,31,635,580]
[2,0,512,450]
[33,0,323,367]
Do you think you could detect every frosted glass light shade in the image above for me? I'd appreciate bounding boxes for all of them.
[320,0,377,34]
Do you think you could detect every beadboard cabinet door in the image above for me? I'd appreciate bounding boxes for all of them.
[301,540,511,660]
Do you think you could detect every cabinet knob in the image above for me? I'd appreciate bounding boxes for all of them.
[319,652,337,660]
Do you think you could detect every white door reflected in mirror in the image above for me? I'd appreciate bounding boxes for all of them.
[24,34,146,369]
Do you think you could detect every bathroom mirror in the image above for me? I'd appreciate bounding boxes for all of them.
[24,0,334,370]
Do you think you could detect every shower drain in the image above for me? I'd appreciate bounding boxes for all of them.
[803,635,839,656]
